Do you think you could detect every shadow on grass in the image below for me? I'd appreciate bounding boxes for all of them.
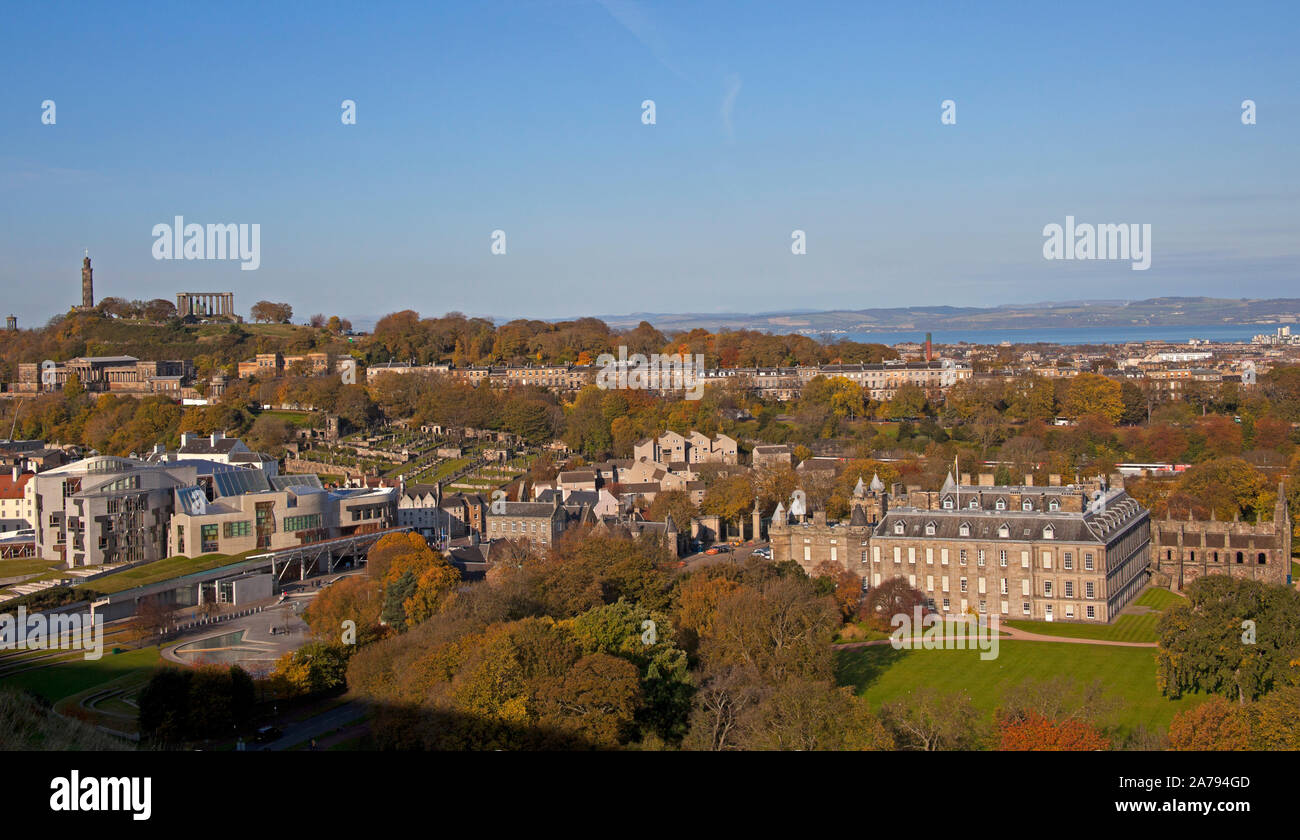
[833,644,910,695]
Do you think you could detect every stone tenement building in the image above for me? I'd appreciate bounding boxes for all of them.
[633,430,739,466]
[1149,486,1290,591]
[770,475,1151,624]
[364,360,973,403]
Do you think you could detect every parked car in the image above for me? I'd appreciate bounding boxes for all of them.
[254,726,282,744]
[704,544,733,555]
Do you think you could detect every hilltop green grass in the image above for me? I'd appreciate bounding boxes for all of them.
[836,641,1204,739]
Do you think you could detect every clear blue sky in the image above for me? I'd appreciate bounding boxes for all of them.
[2,0,1297,328]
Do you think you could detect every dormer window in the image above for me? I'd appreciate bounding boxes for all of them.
[1043,524,1055,539]
[1048,501,1059,511]
[968,499,979,509]
[1022,500,1033,511]
[925,521,936,536]
[995,499,1006,510]
[959,522,971,537]
[998,524,1010,538]
[942,497,954,510]
[894,521,905,535]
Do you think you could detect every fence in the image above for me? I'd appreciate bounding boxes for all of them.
[164,604,266,635]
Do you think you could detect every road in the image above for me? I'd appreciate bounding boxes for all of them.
[262,700,369,751]
[675,541,770,573]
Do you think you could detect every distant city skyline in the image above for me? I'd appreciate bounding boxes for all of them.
[3,1,1297,327]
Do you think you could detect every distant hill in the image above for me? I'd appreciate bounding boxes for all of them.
[590,298,1300,334]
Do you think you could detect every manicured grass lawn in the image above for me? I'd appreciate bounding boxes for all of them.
[257,409,317,427]
[835,641,1205,739]
[1135,586,1184,611]
[1291,560,1299,583]
[95,550,258,594]
[1005,612,1160,643]
[0,646,161,703]
[0,557,62,578]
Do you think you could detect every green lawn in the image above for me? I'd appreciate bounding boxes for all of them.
[1135,586,1184,610]
[423,458,470,482]
[1005,612,1160,643]
[835,641,1205,739]
[0,646,161,703]
[94,550,258,594]
[0,557,62,578]
[257,409,318,428]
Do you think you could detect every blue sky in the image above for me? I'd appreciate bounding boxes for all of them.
[2,0,1297,328]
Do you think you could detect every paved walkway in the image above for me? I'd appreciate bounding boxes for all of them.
[834,623,1157,650]
[161,600,313,671]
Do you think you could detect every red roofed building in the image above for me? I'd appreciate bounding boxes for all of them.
[0,469,35,531]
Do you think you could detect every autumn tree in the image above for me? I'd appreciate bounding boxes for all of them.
[812,561,862,622]
[996,712,1110,751]
[673,569,742,655]
[1247,685,1300,749]
[729,677,893,751]
[250,301,293,323]
[303,575,383,643]
[363,531,461,631]
[565,598,692,741]
[859,578,927,631]
[701,473,756,538]
[1061,373,1123,424]
[700,577,839,683]
[998,676,1119,729]
[271,641,351,697]
[1168,696,1251,750]
[645,489,697,531]
[886,383,928,420]
[879,687,986,750]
